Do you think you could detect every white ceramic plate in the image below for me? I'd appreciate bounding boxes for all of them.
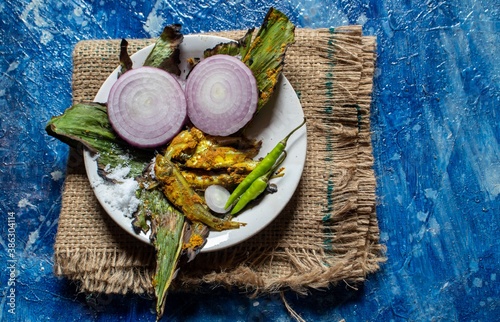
[84,35,307,252]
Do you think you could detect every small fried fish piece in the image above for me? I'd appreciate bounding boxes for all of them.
[155,154,244,231]
[184,145,259,171]
[180,170,248,191]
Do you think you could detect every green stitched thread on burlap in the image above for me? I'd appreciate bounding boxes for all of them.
[323,28,336,250]
[356,104,362,131]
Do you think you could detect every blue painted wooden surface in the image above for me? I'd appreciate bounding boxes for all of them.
[1,0,498,321]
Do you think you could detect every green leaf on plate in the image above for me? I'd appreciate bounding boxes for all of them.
[201,8,295,113]
[243,7,296,112]
[144,24,183,76]
[45,102,152,178]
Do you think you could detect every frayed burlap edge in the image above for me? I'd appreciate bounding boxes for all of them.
[175,27,385,294]
[53,27,385,296]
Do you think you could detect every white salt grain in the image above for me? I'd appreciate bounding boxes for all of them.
[91,164,140,218]
[106,164,131,180]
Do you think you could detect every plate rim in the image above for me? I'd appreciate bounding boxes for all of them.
[84,34,307,252]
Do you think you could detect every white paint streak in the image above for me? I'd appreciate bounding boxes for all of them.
[20,0,55,44]
[144,0,167,37]
[412,243,423,257]
[21,0,51,27]
[464,127,500,200]
[380,231,389,242]
[50,170,63,181]
[435,29,500,201]
[25,229,40,253]
[417,211,428,222]
[40,30,53,45]
[18,198,35,208]
[7,61,19,73]
[381,20,394,38]
[439,281,449,292]
[424,188,438,200]
[469,260,479,273]
[73,7,83,17]
[428,217,440,235]
[357,13,368,26]
[390,153,401,160]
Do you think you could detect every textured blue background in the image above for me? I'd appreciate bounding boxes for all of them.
[1,0,499,321]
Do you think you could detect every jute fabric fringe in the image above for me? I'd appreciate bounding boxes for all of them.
[54,26,385,295]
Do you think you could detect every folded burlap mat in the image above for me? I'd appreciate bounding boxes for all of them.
[54,26,385,295]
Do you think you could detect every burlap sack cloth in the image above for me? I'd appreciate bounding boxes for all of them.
[54,26,385,295]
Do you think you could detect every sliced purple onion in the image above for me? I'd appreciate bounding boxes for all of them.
[185,55,258,136]
[107,66,187,148]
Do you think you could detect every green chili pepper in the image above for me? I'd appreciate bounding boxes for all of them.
[155,155,244,231]
[225,118,306,209]
[230,176,269,215]
[230,152,287,215]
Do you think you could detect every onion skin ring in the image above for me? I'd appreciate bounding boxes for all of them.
[185,54,258,136]
[107,66,187,149]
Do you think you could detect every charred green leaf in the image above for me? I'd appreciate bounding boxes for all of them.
[242,7,295,112]
[203,28,255,58]
[45,103,152,178]
[147,188,185,320]
[144,24,183,76]
[181,220,209,262]
[200,8,295,113]
[119,39,133,77]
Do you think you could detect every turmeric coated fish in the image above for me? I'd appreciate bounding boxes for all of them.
[155,154,244,231]
[165,127,261,171]
[180,170,248,191]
